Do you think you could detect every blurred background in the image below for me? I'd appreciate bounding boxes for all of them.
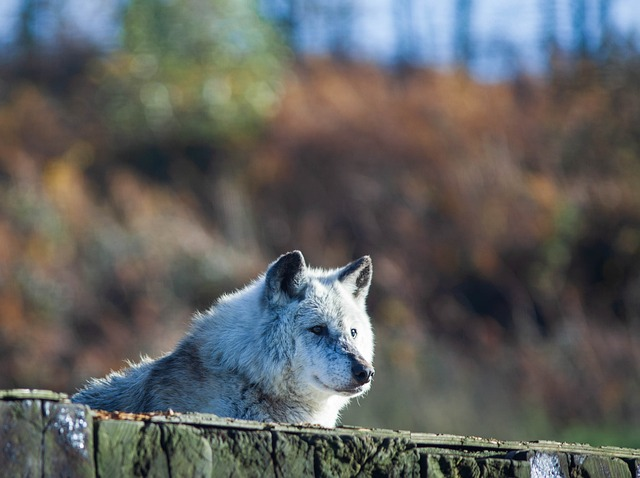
[1,0,640,446]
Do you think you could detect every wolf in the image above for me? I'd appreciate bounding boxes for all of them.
[72,251,375,427]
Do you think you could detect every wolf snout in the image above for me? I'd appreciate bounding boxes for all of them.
[351,360,375,385]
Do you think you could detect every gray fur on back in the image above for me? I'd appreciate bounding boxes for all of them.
[72,251,375,427]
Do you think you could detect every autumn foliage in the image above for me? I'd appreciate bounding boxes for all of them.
[1,51,640,443]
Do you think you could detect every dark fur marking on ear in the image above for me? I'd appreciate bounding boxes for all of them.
[279,256,305,296]
[264,251,307,304]
[355,263,371,289]
[339,256,372,298]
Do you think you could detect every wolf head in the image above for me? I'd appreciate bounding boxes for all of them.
[263,251,375,399]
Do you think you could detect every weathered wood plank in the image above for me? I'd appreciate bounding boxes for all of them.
[530,452,571,478]
[480,457,530,478]
[2,389,640,478]
[161,424,213,477]
[0,399,44,477]
[202,428,275,477]
[574,455,633,478]
[141,411,640,461]
[0,389,69,401]
[95,420,169,477]
[42,401,94,478]
[271,431,316,476]
[294,433,421,477]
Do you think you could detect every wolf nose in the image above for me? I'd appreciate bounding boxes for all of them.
[351,362,375,385]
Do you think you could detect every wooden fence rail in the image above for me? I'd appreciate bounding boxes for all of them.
[1,389,638,477]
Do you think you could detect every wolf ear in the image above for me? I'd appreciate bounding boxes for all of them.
[264,250,307,306]
[338,256,372,301]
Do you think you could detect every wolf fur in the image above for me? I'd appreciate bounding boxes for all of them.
[72,251,375,427]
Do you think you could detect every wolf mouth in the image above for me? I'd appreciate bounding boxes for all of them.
[314,376,366,396]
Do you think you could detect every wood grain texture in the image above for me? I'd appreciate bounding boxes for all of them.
[1,389,639,477]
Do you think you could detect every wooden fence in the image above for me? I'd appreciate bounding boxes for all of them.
[1,389,638,477]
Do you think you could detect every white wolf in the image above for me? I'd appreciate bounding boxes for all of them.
[72,251,375,427]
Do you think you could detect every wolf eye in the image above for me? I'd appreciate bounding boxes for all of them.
[351,328,358,338]
[309,325,327,336]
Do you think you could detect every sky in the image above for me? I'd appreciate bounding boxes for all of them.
[0,0,121,53]
[290,0,640,79]
[1,0,639,80]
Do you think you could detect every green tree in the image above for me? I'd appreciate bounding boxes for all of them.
[98,0,288,146]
